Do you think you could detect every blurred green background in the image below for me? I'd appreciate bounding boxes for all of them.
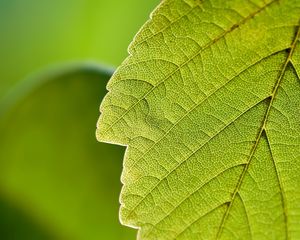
[0,0,158,239]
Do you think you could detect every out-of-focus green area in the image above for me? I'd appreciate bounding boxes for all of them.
[0,67,135,239]
[0,0,158,98]
[0,0,158,239]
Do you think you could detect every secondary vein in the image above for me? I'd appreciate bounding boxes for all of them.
[215,24,300,240]
[100,0,278,137]
[265,131,288,239]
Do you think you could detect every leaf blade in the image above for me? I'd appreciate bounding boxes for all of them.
[97,0,300,239]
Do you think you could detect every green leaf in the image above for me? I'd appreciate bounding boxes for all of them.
[97,0,300,239]
[0,65,135,239]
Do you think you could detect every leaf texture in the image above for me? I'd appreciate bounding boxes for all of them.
[97,0,300,239]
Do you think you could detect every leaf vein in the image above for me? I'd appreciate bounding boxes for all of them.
[125,97,269,220]
[265,131,289,239]
[145,164,246,238]
[174,203,227,239]
[215,23,300,240]
[100,0,278,137]
[128,49,285,171]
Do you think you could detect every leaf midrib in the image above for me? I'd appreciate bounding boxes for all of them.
[215,24,300,240]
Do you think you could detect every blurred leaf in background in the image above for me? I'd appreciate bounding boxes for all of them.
[0,0,158,98]
[0,65,135,239]
[0,1,159,239]
[0,197,53,239]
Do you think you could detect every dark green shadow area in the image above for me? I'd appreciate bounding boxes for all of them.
[0,195,53,239]
[0,65,135,239]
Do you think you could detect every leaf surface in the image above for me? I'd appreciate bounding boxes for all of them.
[97,0,300,239]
